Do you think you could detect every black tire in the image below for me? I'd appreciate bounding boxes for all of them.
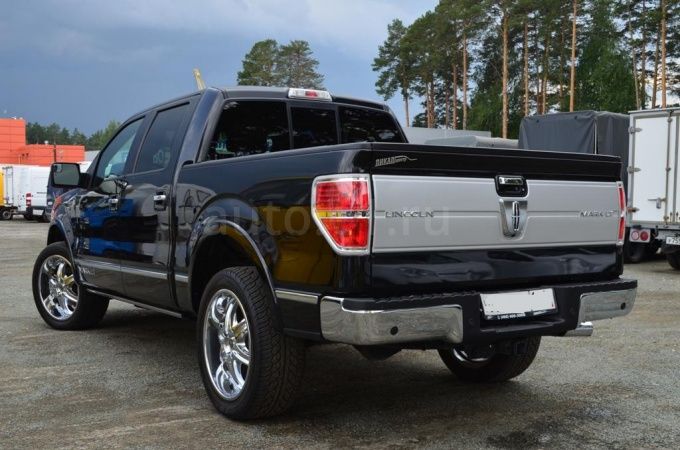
[666,252,680,270]
[624,240,646,264]
[438,337,541,382]
[24,213,34,221]
[0,208,11,220]
[645,241,660,258]
[38,211,49,223]
[32,242,109,330]
[197,267,305,419]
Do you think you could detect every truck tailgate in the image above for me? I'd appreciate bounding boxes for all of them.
[368,144,623,292]
[373,176,619,252]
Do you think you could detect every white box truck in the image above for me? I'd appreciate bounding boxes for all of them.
[627,107,680,269]
[22,166,50,221]
[1,165,51,221]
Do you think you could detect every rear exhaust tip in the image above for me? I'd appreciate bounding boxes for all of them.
[564,321,594,337]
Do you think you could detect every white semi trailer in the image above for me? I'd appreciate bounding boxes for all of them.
[627,107,680,269]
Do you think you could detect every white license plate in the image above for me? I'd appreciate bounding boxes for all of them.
[481,289,557,320]
[666,236,680,246]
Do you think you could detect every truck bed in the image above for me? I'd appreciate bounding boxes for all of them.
[176,142,623,301]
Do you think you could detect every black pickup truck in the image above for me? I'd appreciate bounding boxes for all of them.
[33,87,636,419]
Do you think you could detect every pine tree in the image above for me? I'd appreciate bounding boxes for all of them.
[373,19,414,126]
[237,39,281,86]
[576,0,636,112]
[275,40,324,89]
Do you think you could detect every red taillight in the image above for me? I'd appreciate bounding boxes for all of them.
[26,193,32,207]
[315,180,369,211]
[617,182,626,245]
[312,176,371,254]
[640,230,650,241]
[319,218,370,248]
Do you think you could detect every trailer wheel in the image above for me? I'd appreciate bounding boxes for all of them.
[666,253,680,270]
[645,240,661,258]
[0,208,12,220]
[624,241,647,264]
[438,337,541,383]
[23,213,34,221]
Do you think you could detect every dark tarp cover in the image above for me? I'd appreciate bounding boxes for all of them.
[518,110,629,183]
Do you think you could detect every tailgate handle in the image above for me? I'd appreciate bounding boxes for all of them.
[496,175,527,197]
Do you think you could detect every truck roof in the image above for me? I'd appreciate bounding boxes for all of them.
[221,86,388,111]
[130,87,389,120]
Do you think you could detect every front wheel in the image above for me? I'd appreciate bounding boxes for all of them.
[197,267,306,419]
[438,337,541,382]
[32,242,109,329]
[0,208,12,220]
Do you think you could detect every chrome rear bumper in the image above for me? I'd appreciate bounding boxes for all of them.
[564,288,636,337]
[320,297,464,345]
[319,286,636,346]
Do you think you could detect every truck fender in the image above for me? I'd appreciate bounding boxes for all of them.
[187,216,283,329]
[46,219,82,284]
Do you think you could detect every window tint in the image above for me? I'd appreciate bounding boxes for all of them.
[340,107,404,143]
[207,101,289,160]
[94,119,142,184]
[291,107,338,149]
[135,104,190,173]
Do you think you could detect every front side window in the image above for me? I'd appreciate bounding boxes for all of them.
[134,103,190,173]
[94,119,143,185]
[206,101,290,160]
[340,107,404,143]
[291,107,338,149]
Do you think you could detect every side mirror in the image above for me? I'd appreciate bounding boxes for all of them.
[50,163,82,189]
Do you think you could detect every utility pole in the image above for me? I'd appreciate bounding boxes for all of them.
[53,136,57,163]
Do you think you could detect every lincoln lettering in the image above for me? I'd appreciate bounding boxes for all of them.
[385,210,435,218]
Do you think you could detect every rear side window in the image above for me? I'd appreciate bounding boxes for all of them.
[207,101,290,160]
[340,107,404,143]
[291,107,338,149]
[135,103,190,173]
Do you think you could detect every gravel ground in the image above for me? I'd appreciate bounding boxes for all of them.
[1,219,679,449]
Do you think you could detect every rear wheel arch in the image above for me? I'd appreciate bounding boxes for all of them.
[188,224,281,328]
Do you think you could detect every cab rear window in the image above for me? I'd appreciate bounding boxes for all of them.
[340,106,403,143]
[206,101,290,160]
[205,101,403,161]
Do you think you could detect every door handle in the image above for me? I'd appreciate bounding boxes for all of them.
[648,197,665,209]
[108,197,119,210]
[153,192,167,210]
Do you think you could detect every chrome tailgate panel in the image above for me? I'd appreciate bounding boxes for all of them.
[371,175,620,253]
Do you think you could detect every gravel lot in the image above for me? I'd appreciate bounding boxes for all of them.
[1,219,679,449]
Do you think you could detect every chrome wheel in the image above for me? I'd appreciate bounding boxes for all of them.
[203,289,251,401]
[38,255,78,320]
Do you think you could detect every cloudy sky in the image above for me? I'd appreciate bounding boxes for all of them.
[0,0,436,135]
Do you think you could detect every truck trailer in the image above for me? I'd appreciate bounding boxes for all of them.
[1,165,51,221]
[626,108,680,269]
